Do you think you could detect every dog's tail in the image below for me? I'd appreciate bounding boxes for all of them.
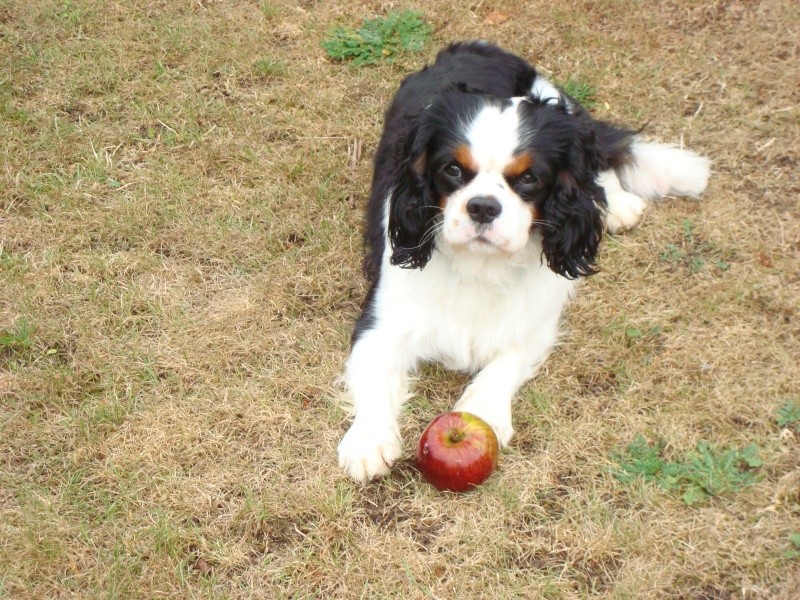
[617,139,710,200]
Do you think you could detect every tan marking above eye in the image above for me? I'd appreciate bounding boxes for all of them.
[412,152,427,175]
[453,144,479,173]
[503,152,534,178]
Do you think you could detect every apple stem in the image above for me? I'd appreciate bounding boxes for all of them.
[448,430,465,444]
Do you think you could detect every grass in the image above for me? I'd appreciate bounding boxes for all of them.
[776,399,800,430]
[0,317,34,355]
[1,0,799,598]
[560,77,598,108]
[322,10,433,65]
[610,436,763,506]
[659,219,732,274]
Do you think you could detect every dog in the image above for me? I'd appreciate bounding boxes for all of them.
[338,41,710,483]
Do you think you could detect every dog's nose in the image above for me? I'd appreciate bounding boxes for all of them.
[466,196,502,224]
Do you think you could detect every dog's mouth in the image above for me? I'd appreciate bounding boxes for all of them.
[442,214,530,256]
[461,231,510,255]
[455,224,495,244]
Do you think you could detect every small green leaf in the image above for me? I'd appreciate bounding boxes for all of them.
[625,327,643,339]
[784,536,800,559]
[682,487,708,506]
[690,256,705,273]
[713,260,731,271]
[660,243,685,264]
[740,444,763,468]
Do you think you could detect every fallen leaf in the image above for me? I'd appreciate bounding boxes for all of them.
[192,557,213,576]
[483,11,510,25]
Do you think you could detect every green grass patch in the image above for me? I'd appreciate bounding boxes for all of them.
[0,249,27,272]
[776,399,800,430]
[559,77,597,108]
[610,435,763,506]
[659,219,731,274]
[53,0,90,31]
[322,11,432,66]
[605,316,665,356]
[252,58,287,79]
[258,1,277,19]
[1,317,35,355]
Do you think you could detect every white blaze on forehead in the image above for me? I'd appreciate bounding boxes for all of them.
[464,99,526,171]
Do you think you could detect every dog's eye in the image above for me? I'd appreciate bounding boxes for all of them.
[519,172,538,186]
[443,163,463,179]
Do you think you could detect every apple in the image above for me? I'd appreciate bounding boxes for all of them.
[416,411,499,492]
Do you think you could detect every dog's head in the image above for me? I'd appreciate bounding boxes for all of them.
[388,92,606,279]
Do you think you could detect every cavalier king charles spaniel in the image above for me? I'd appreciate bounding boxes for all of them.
[338,41,710,483]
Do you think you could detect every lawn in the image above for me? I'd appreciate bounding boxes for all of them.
[1,1,798,597]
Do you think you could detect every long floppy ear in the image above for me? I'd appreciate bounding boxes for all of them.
[540,125,606,279]
[387,115,439,270]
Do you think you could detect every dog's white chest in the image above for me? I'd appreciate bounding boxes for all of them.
[381,247,575,373]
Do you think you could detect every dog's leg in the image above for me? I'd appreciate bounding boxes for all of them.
[599,169,647,233]
[338,331,414,483]
[454,348,547,447]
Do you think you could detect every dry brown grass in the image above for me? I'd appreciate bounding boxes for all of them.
[1,0,798,598]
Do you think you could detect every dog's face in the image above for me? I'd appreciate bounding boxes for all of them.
[432,97,547,256]
[389,92,605,279]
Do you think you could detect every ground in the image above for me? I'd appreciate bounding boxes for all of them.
[1,1,798,598]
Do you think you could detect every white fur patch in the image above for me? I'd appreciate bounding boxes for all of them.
[530,77,573,113]
[618,140,710,199]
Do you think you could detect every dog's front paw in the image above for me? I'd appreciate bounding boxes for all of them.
[605,189,647,234]
[454,395,514,447]
[338,420,402,484]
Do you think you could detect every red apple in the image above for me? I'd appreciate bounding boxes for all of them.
[416,411,499,492]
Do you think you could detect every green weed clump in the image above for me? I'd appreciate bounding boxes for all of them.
[322,11,432,66]
[659,219,731,273]
[776,399,800,430]
[610,435,763,506]
[0,316,34,355]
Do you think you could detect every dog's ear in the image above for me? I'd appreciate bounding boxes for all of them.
[387,114,439,270]
[540,125,606,279]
